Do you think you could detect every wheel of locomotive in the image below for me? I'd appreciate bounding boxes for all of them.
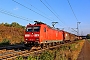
[34,42,39,47]
[41,44,44,49]
[45,43,49,48]
[57,42,59,45]
[60,41,64,44]
[53,42,57,46]
[24,44,30,47]
[51,42,53,46]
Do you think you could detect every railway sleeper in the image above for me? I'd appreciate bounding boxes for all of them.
[21,51,27,54]
[0,53,15,59]
[22,54,29,57]
[2,55,8,59]
[0,56,3,59]
[7,54,14,58]
[7,58,13,60]
[6,56,17,60]
[16,52,23,55]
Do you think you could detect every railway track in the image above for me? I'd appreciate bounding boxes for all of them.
[0,47,48,60]
[0,41,77,60]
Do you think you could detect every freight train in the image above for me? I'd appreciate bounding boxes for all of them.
[24,21,79,47]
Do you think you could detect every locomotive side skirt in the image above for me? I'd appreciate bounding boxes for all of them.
[40,40,63,44]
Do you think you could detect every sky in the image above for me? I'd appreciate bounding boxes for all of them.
[0,0,90,36]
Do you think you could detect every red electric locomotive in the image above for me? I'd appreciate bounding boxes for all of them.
[24,21,77,47]
[24,21,64,47]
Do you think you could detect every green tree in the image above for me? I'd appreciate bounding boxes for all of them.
[0,23,4,26]
[4,23,10,27]
[11,22,20,27]
[10,22,25,28]
[86,34,90,39]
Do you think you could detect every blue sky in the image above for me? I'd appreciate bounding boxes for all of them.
[0,0,90,35]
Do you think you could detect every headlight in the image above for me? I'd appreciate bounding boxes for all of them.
[25,39,28,40]
[25,34,30,37]
[36,38,39,41]
[34,34,39,37]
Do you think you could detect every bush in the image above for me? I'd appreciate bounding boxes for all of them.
[39,51,54,60]
[16,56,23,60]
[0,39,10,46]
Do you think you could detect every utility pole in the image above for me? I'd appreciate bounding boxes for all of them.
[52,22,58,28]
[77,22,81,36]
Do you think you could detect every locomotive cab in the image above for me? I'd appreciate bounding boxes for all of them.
[24,23,41,46]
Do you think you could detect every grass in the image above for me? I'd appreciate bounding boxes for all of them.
[16,40,85,60]
[87,39,90,41]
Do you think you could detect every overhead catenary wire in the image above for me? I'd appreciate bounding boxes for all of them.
[0,8,33,22]
[24,0,55,21]
[67,0,80,34]
[67,0,78,21]
[40,0,71,29]
[24,0,48,18]
[44,0,59,17]
[12,0,54,22]
[40,0,64,24]
[12,0,63,27]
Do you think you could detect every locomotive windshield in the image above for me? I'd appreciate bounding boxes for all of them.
[26,26,40,32]
[33,26,40,32]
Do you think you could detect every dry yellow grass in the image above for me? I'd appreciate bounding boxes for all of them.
[54,40,85,60]
[0,25,24,44]
[72,40,85,60]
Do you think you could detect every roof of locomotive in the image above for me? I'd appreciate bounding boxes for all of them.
[26,23,46,27]
[26,21,63,31]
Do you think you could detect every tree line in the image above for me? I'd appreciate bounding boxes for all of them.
[0,22,25,29]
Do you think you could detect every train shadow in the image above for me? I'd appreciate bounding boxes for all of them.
[0,44,33,51]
